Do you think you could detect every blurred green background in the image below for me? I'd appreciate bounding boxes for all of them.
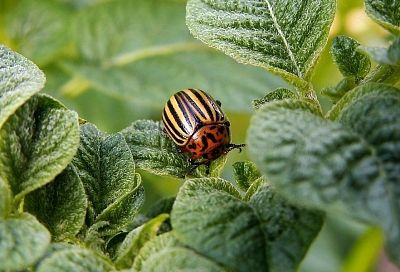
[0,0,396,271]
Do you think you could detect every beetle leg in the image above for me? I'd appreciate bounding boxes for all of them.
[187,159,201,175]
[227,143,246,152]
[216,100,222,107]
[204,161,211,175]
[187,159,211,176]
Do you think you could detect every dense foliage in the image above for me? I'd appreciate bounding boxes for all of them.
[0,0,399,271]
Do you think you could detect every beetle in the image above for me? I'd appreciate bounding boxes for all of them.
[162,88,245,172]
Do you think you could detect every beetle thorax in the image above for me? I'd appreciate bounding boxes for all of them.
[183,124,230,160]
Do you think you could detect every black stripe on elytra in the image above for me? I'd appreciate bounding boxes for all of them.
[175,94,194,131]
[163,109,185,143]
[201,135,209,151]
[167,100,189,134]
[206,133,218,143]
[190,89,215,121]
[204,92,223,121]
[181,91,207,120]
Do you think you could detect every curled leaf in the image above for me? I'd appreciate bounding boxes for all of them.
[0,45,45,129]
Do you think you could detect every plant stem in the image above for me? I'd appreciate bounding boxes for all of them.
[302,84,323,114]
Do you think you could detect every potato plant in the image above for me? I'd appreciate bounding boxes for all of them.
[0,0,399,271]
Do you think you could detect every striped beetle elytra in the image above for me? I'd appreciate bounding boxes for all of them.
[162,88,245,171]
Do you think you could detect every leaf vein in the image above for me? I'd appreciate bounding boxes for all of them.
[264,0,301,77]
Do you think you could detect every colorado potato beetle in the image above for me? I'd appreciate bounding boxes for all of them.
[162,88,245,171]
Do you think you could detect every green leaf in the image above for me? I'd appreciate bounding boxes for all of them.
[243,177,264,201]
[0,45,45,129]
[134,231,224,272]
[72,123,144,236]
[36,247,114,272]
[24,165,87,241]
[144,197,175,235]
[365,0,400,34]
[248,97,400,264]
[321,77,356,102]
[34,242,77,268]
[3,0,71,66]
[121,120,191,178]
[141,247,225,272]
[172,177,323,271]
[326,82,400,120]
[0,94,79,205]
[335,83,400,185]
[192,154,228,178]
[172,178,264,271]
[252,88,297,109]
[0,213,50,271]
[133,232,183,271]
[62,0,284,113]
[361,38,400,66]
[249,182,324,271]
[331,35,371,81]
[232,161,261,191]
[334,83,400,263]
[186,0,336,89]
[145,197,175,219]
[248,100,389,218]
[96,176,144,237]
[115,214,169,269]
[0,177,11,218]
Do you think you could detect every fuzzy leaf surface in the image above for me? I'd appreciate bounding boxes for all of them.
[133,232,183,271]
[0,94,79,204]
[232,161,261,191]
[133,232,224,272]
[72,123,144,236]
[36,248,114,272]
[172,177,323,271]
[186,0,336,89]
[335,83,400,263]
[252,88,297,109]
[248,100,389,219]
[142,247,225,272]
[249,183,324,271]
[25,165,87,241]
[0,177,11,218]
[115,214,169,269]
[0,213,50,271]
[248,98,400,264]
[0,45,45,129]
[365,0,400,34]
[121,120,191,177]
[321,77,356,102]
[331,36,371,81]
